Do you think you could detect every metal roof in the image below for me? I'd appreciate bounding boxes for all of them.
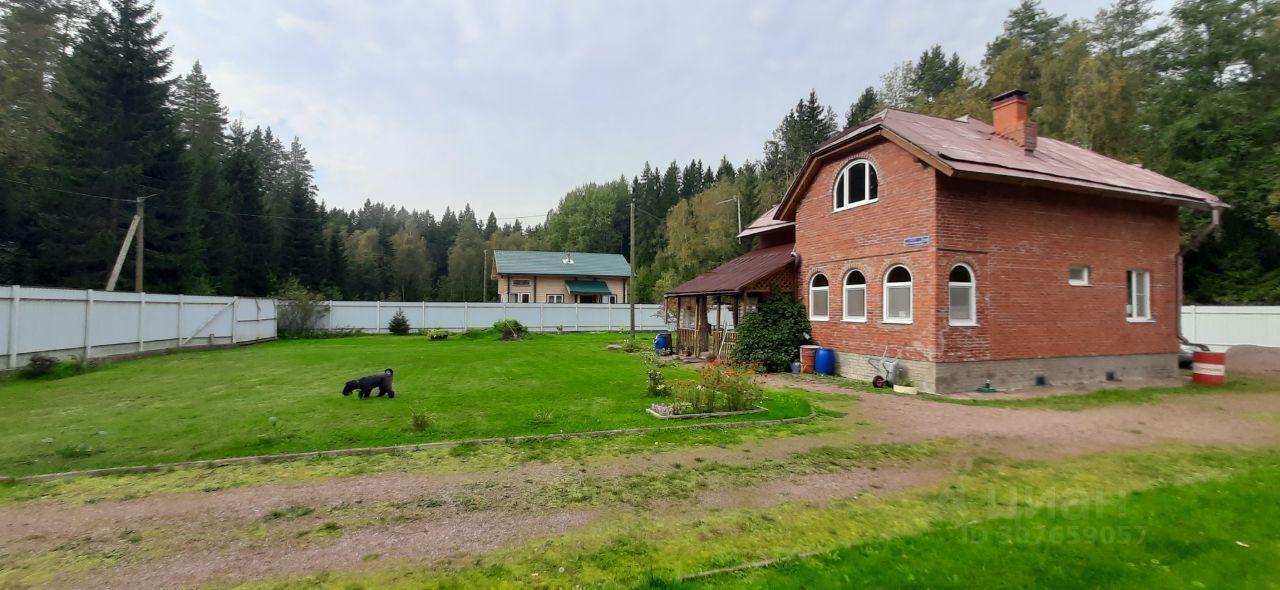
[783,108,1224,218]
[665,243,796,297]
[737,204,795,239]
[565,280,612,294]
[493,250,631,277]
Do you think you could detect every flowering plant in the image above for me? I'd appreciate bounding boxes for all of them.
[666,361,763,414]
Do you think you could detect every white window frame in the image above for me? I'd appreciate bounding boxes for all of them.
[882,265,913,324]
[512,292,531,303]
[546,294,564,304]
[809,273,830,321]
[1126,270,1152,322]
[832,159,880,212]
[948,264,977,327]
[842,269,867,322]
[1069,266,1090,286]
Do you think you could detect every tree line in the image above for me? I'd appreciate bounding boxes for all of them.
[1,0,1276,304]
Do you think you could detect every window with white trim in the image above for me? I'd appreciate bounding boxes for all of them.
[546,294,564,303]
[1069,266,1090,286]
[1126,270,1151,321]
[883,265,913,323]
[842,270,867,322]
[948,264,976,326]
[511,293,531,303]
[833,159,879,211]
[809,274,829,320]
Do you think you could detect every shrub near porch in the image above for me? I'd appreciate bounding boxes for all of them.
[0,333,811,476]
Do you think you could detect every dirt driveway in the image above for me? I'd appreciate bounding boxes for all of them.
[2,381,1277,589]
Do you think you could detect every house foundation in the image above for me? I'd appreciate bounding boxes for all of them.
[833,351,1178,394]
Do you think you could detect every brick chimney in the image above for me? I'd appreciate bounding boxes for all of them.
[991,89,1037,153]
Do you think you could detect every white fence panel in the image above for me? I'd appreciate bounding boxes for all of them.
[316,300,671,333]
[1182,305,1280,352]
[1,285,276,371]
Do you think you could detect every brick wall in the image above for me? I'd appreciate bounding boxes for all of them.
[794,139,940,362]
[792,136,1181,367]
[935,176,1180,361]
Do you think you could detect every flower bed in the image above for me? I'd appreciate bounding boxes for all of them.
[645,403,767,420]
[647,360,765,419]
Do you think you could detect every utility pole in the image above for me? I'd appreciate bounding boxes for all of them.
[106,193,156,292]
[134,194,145,293]
[718,195,742,236]
[629,195,636,338]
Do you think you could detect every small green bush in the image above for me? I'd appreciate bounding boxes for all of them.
[406,408,432,433]
[493,319,528,341]
[423,329,450,340]
[388,310,411,335]
[22,354,61,378]
[20,354,91,380]
[732,293,811,372]
[275,277,332,338]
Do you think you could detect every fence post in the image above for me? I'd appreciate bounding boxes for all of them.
[574,303,580,332]
[421,300,427,329]
[137,292,146,352]
[539,303,545,332]
[7,285,17,369]
[327,301,333,330]
[231,297,239,344]
[83,289,93,360]
[177,294,184,347]
[376,301,382,334]
[463,301,469,330]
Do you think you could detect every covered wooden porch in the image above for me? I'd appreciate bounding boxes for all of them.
[663,243,797,358]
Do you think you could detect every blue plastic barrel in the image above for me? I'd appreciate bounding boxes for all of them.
[654,332,670,354]
[814,347,836,375]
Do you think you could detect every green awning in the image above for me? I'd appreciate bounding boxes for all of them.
[565,280,612,294]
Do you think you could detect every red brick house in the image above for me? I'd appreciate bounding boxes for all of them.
[668,90,1225,393]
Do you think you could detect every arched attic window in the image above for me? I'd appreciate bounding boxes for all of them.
[833,159,879,211]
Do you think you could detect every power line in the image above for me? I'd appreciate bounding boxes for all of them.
[2,177,556,224]
[0,177,139,203]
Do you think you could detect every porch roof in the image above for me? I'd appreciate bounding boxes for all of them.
[565,280,613,294]
[664,243,796,297]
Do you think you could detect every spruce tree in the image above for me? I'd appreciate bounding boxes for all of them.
[172,61,228,291]
[224,121,270,296]
[283,176,324,286]
[0,0,92,284]
[845,87,880,127]
[41,0,186,291]
[762,90,838,193]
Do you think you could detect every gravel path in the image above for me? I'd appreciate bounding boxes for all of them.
[3,383,1277,589]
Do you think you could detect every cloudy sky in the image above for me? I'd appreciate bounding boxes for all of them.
[155,0,1163,220]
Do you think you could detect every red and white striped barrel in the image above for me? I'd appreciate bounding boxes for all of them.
[1191,351,1226,385]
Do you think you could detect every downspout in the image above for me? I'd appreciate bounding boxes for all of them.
[1177,207,1222,341]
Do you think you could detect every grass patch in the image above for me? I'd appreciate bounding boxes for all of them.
[0,333,811,476]
[680,462,1280,588]
[782,372,1273,411]
[238,447,1276,589]
[531,442,940,509]
[0,414,838,506]
[929,377,1269,411]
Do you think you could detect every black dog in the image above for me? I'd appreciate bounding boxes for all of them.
[342,368,395,399]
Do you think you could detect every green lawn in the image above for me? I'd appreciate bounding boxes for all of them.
[0,333,811,476]
[675,462,1280,589]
